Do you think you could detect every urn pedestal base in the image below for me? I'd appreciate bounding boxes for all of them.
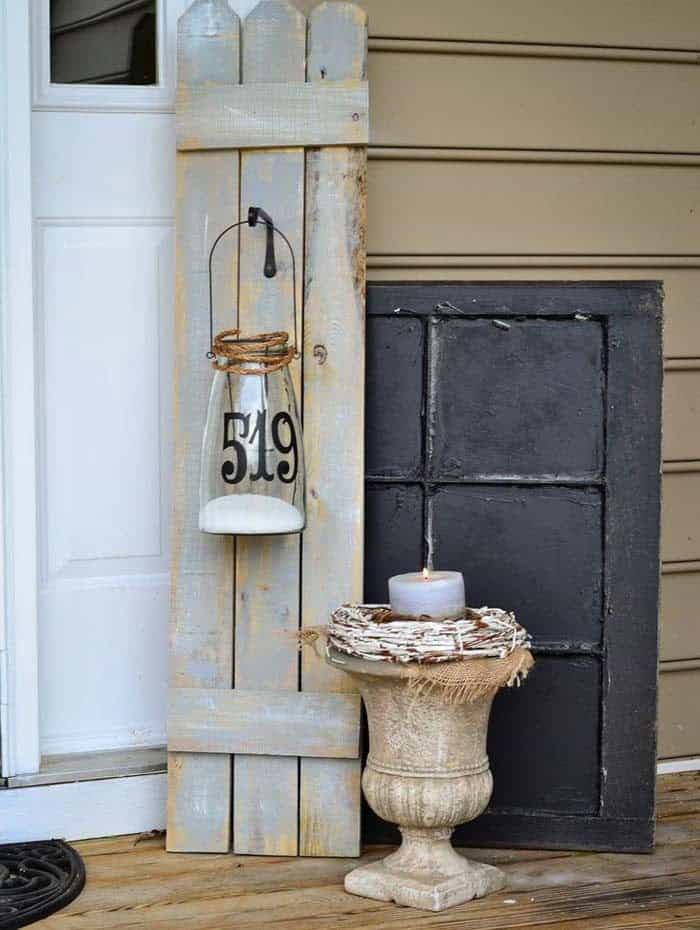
[326,648,508,913]
[344,827,506,912]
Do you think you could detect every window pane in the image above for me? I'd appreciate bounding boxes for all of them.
[51,1,157,85]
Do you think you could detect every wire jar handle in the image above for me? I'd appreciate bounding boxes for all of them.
[207,206,299,363]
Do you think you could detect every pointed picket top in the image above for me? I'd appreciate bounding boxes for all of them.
[178,0,240,84]
[243,0,306,83]
[307,2,368,82]
[179,0,239,35]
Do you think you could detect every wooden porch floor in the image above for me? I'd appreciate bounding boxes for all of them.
[37,772,700,929]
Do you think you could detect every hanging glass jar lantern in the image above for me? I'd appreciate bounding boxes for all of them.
[199,208,305,536]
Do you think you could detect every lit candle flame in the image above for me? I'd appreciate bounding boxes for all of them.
[422,567,431,581]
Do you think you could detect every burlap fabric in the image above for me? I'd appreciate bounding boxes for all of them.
[402,647,534,704]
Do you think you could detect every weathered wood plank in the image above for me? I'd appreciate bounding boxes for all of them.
[176,80,369,151]
[52,838,700,915]
[168,0,240,854]
[169,688,361,757]
[233,0,306,857]
[300,0,368,858]
[34,850,700,929]
[177,0,241,84]
[41,774,700,929]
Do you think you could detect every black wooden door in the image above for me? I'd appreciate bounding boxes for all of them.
[363,282,662,852]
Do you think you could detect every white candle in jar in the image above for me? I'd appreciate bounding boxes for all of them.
[388,569,466,619]
[199,494,305,535]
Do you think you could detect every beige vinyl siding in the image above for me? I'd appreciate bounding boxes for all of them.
[664,371,700,462]
[296,0,700,49]
[368,53,700,154]
[353,1,700,50]
[662,473,700,563]
[661,571,700,662]
[352,2,700,761]
[368,162,700,255]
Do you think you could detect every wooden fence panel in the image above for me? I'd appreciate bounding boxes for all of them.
[170,0,367,857]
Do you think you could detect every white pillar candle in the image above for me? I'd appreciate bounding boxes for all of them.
[388,569,466,620]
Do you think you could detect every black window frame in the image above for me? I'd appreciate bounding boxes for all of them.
[364,281,663,852]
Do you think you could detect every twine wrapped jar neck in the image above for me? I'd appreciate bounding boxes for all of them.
[210,329,296,375]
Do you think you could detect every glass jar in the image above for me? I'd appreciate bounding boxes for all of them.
[199,338,305,535]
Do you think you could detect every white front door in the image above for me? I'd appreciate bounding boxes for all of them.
[30,0,180,761]
[23,0,252,770]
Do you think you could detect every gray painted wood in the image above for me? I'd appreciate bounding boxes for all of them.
[177,0,240,84]
[242,0,305,81]
[300,1,368,858]
[168,0,240,854]
[177,81,368,151]
[169,688,361,757]
[6,747,166,788]
[234,0,306,857]
[306,1,368,82]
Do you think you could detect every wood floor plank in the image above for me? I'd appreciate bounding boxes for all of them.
[521,905,700,929]
[51,846,700,920]
[41,853,700,929]
[655,813,700,846]
[656,771,700,818]
[34,871,700,930]
[37,773,700,930]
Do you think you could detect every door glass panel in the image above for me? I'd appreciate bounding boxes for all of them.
[51,1,157,85]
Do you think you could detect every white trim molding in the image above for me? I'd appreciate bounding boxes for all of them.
[0,0,40,778]
[0,773,166,842]
[657,757,700,775]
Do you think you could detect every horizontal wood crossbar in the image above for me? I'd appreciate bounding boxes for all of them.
[176,80,369,151]
[168,688,361,758]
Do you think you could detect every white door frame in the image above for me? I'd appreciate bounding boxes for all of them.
[0,0,40,779]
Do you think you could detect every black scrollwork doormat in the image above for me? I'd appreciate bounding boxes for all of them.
[0,841,85,929]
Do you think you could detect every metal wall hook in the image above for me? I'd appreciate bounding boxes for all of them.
[248,206,277,278]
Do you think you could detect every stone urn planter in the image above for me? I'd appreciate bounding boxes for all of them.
[327,647,507,912]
